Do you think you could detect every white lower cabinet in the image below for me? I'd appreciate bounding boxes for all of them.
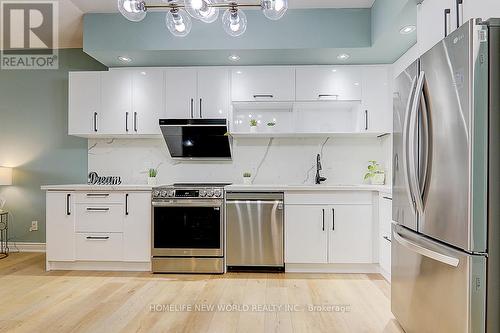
[285,197,373,266]
[378,193,392,281]
[45,190,151,270]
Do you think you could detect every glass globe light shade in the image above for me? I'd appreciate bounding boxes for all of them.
[117,0,147,22]
[261,0,287,20]
[222,8,247,37]
[165,8,192,37]
[184,0,219,23]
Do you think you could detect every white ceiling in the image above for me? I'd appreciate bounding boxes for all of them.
[69,0,376,13]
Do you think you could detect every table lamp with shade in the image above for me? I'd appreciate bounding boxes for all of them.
[0,167,13,210]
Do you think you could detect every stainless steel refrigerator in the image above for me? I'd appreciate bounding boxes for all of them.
[392,18,499,333]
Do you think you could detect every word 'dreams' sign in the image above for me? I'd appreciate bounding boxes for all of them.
[1,1,58,69]
[88,172,122,186]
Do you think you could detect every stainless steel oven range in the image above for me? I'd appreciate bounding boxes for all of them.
[151,183,229,274]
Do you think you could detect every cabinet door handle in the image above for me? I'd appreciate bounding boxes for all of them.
[382,196,392,201]
[66,194,71,216]
[125,193,129,215]
[253,94,273,99]
[93,112,98,132]
[455,0,463,28]
[86,207,110,212]
[383,236,392,243]
[125,112,129,132]
[364,110,368,130]
[86,236,110,240]
[318,94,338,100]
[444,8,451,37]
[134,112,138,132]
[199,98,202,118]
[190,98,194,118]
[322,209,325,231]
[332,208,335,231]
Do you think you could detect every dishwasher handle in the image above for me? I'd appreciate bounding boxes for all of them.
[226,200,283,210]
[226,192,284,201]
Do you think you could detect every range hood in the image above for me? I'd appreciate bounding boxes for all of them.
[159,119,232,160]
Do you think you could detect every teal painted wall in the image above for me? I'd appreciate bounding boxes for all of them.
[0,49,106,243]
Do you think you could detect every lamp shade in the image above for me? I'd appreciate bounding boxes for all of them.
[0,167,13,185]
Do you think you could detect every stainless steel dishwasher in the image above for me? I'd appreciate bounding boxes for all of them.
[225,192,284,272]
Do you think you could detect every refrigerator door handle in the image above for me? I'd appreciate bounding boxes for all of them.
[403,76,418,209]
[408,71,426,215]
[393,231,460,267]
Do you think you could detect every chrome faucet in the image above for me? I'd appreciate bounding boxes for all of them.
[315,154,327,184]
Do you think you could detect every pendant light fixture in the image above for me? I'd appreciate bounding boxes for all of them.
[117,0,288,37]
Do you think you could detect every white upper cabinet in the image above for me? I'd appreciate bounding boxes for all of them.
[296,67,362,101]
[418,0,456,55]
[165,68,197,119]
[100,70,132,135]
[231,67,295,102]
[68,72,100,135]
[462,0,500,22]
[361,66,391,133]
[328,204,373,263]
[197,68,229,119]
[131,69,165,134]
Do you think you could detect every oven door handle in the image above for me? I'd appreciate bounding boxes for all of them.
[152,201,222,208]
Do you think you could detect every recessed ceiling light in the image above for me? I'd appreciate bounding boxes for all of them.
[354,82,360,86]
[236,70,243,74]
[331,69,337,72]
[229,54,240,62]
[337,53,350,61]
[118,56,132,63]
[399,25,416,34]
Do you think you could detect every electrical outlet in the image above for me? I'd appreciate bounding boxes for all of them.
[29,221,38,232]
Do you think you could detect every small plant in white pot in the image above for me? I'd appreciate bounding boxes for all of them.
[243,172,252,185]
[364,160,385,185]
[148,168,158,186]
[249,119,258,133]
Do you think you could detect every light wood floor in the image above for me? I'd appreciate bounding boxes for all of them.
[0,253,403,333]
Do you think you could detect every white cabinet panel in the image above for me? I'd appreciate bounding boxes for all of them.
[75,204,124,233]
[463,0,500,22]
[418,0,456,55]
[165,68,197,119]
[101,71,132,135]
[68,72,100,135]
[361,66,391,133]
[378,194,392,235]
[231,67,295,102]
[296,67,362,101]
[328,205,373,263]
[132,69,165,134]
[285,205,328,263]
[46,192,75,261]
[75,233,123,261]
[197,68,229,119]
[123,192,151,262]
[379,233,391,278]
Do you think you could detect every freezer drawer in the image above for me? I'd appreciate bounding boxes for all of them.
[226,192,284,268]
[391,224,486,333]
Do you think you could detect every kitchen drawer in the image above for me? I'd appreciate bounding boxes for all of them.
[75,204,124,232]
[75,233,123,261]
[74,192,126,205]
[285,191,372,205]
[379,232,391,274]
[378,193,392,235]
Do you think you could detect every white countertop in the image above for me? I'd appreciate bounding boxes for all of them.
[225,184,391,193]
[41,184,153,191]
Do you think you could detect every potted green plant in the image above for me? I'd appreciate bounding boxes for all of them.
[249,119,258,133]
[243,172,252,185]
[148,168,158,186]
[364,160,385,185]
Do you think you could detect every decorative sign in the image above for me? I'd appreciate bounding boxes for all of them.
[87,172,122,185]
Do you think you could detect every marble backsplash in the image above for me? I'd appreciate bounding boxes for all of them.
[88,136,392,186]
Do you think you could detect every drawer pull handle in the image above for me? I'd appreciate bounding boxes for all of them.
[253,94,274,99]
[383,236,391,243]
[382,196,392,200]
[86,193,110,197]
[86,208,110,212]
[318,94,338,100]
[86,236,110,240]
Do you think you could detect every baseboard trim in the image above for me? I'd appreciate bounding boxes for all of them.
[8,242,46,253]
[285,263,380,274]
[47,260,151,272]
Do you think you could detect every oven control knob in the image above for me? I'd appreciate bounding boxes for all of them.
[214,189,222,197]
[168,190,175,197]
[207,190,214,197]
[160,190,168,197]
[153,190,160,197]
[200,190,207,197]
